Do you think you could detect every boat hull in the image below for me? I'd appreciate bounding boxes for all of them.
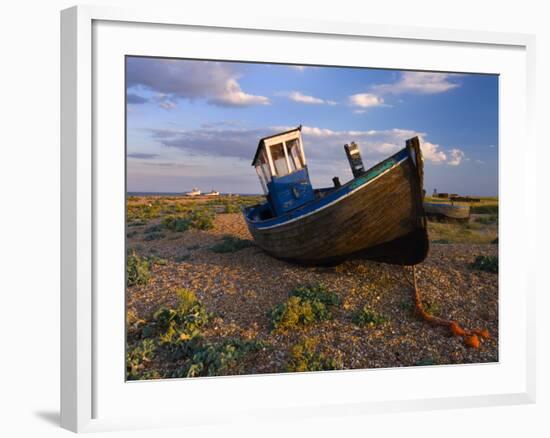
[423,202,470,222]
[244,137,429,266]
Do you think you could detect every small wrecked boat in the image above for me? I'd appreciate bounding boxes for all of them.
[184,187,201,196]
[423,202,470,222]
[243,126,429,266]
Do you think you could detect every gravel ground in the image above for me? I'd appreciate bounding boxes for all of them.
[127,207,498,376]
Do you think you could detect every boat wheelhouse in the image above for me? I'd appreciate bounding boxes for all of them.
[251,126,315,217]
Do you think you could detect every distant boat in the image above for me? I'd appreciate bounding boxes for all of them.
[184,187,201,196]
[243,126,429,266]
[424,202,470,222]
[204,190,220,196]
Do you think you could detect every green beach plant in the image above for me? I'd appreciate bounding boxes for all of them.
[126,338,157,380]
[210,235,254,253]
[286,337,343,372]
[153,289,211,344]
[351,305,388,327]
[270,283,340,331]
[127,251,151,287]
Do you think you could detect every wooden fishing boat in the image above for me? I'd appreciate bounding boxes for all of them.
[423,201,470,222]
[243,126,429,266]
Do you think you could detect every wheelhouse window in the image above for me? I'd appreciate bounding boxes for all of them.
[285,139,304,171]
[255,166,268,194]
[259,150,272,183]
[254,149,271,194]
[270,143,290,177]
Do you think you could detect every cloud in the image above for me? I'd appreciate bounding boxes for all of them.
[201,121,241,129]
[126,57,270,108]
[152,94,178,110]
[147,127,272,160]
[127,93,148,104]
[145,124,464,167]
[279,91,337,105]
[128,152,159,159]
[291,92,335,105]
[447,148,465,166]
[372,71,460,95]
[349,93,385,108]
[347,72,458,112]
[420,141,447,163]
[208,79,270,106]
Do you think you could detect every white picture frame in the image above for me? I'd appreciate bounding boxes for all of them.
[60,4,536,433]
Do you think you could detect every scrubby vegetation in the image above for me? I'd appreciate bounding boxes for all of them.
[270,283,340,331]
[205,196,264,214]
[428,220,497,244]
[475,214,498,225]
[126,338,157,380]
[161,215,191,232]
[127,202,163,223]
[351,305,388,327]
[291,283,342,307]
[179,338,264,378]
[471,204,498,215]
[126,289,263,380]
[152,289,211,343]
[470,255,498,273]
[161,209,215,232]
[286,337,343,372]
[127,252,151,287]
[211,235,254,253]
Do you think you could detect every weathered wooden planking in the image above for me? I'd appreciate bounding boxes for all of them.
[423,202,470,221]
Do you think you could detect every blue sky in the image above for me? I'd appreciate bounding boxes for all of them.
[126,57,498,195]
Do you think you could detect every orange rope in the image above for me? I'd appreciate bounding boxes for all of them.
[406,266,490,348]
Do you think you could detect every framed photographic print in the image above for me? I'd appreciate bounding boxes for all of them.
[61,5,536,433]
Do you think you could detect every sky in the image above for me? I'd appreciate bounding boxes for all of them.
[126,57,498,196]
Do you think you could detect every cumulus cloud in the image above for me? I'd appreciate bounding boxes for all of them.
[126,57,270,108]
[447,148,465,166]
[349,93,385,108]
[372,71,460,95]
[420,141,447,163]
[287,91,337,105]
